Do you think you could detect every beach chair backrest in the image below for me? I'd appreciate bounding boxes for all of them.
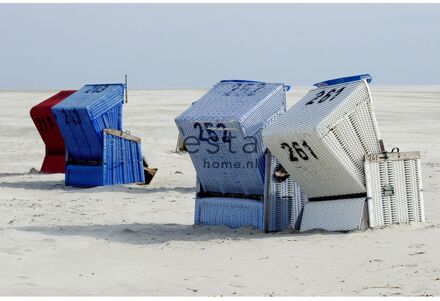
[175,80,288,196]
[263,74,383,198]
[52,84,125,161]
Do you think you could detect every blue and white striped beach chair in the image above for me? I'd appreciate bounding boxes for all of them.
[52,83,150,187]
[175,80,307,232]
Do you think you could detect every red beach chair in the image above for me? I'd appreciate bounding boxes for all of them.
[30,90,76,173]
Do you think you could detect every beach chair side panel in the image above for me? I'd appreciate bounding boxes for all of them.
[30,90,76,173]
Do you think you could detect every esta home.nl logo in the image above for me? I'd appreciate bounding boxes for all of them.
[181,122,261,170]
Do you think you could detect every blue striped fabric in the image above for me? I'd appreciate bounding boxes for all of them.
[51,84,124,161]
[194,153,307,232]
[65,130,144,187]
[175,80,287,196]
[102,131,144,185]
[66,164,104,187]
[195,197,264,230]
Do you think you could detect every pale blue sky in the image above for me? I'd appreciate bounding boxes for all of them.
[0,4,439,89]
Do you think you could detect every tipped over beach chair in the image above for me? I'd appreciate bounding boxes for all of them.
[30,90,76,173]
[365,149,425,228]
[175,80,307,232]
[263,74,425,232]
[51,83,154,187]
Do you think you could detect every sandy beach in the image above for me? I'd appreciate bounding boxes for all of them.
[0,87,439,296]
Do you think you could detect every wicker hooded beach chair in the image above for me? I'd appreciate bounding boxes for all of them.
[175,80,306,232]
[51,83,155,187]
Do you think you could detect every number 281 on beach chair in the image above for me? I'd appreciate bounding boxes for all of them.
[51,83,156,187]
[175,80,307,232]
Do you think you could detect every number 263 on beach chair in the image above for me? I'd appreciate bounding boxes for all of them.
[175,80,307,232]
[51,83,157,187]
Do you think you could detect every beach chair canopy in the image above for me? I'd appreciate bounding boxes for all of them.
[175,80,289,196]
[51,84,124,162]
[263,74,383,199]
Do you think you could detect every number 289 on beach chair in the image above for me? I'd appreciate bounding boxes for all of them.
[175,80,307,232]
[51,83,156,187]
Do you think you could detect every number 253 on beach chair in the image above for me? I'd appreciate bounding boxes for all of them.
[51,83,156,187]
[175,80,307,232]
[30,90,76,173]
[263,74,425,232]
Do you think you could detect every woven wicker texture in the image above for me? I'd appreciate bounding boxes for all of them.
[194,153,307,232]
[52,84,124,161]
[365,152,425,228]
[102,131,145,185]
[263,78,382,198]
[30,90,77,151]
[300,198,366,232]
[175,80,287,196]
[65,130,145,187]
[266,154,307,231]
[195,197,264,230]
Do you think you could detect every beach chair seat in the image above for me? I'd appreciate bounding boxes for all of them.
[65,129,145,187]
[30,90,76,173]
[195,151,307,231]
[176,80,307,232]
[299,197,369,232]
[51,84,147,187]
[299,150,426,232]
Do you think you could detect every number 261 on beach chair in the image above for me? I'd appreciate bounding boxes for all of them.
[263,74,425,232]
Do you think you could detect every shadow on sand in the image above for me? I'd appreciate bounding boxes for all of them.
[0,172,34,178]
[15,222,344,246]
[0,180,68,191]
[0,177,195,194]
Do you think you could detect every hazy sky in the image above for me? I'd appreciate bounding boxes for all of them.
[0,4,439,89]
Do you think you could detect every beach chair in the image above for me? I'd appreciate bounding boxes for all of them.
[175,80,307,232]
[51,83,151,187]
[365,149,425,228]
[263,74,425,232]
[30,90,76,173]
[263,75,383,231]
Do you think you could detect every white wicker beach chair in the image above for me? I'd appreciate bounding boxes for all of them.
[263,75,379,232]
[262,74,383,199]
[264,74,425,232]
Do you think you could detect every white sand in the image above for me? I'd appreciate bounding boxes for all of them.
[0,87,439,296]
